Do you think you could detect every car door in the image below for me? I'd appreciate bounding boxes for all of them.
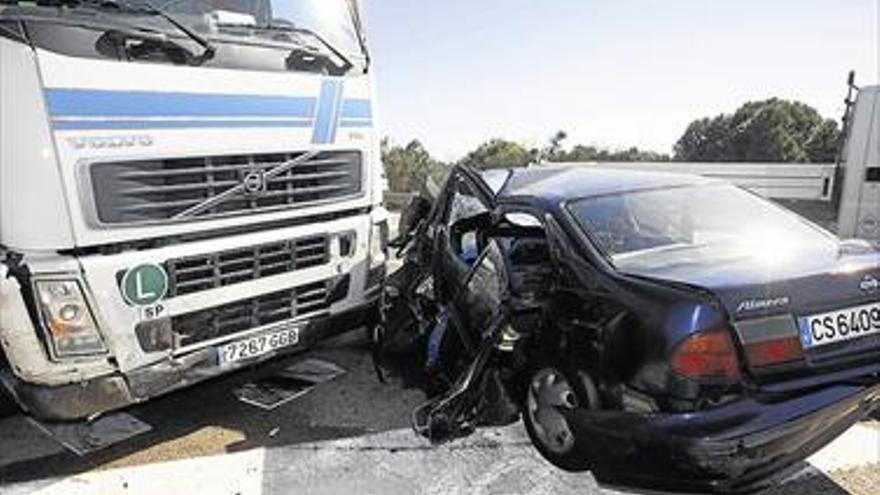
[432,169,494,303]
[428,168,497,351]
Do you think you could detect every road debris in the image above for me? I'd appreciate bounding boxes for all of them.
[28,412,152,456]
[233,358,347,410]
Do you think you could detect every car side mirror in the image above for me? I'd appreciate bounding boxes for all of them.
[503,212,542,228]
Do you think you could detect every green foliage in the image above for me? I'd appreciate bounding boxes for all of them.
[674,99,840,163]
[551,145,670,163]
[381,138,448,193]
[381,97,839,193]
[537,130,669,163]
[458,139,536,169]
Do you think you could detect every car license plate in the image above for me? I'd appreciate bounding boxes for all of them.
[798,302,880,349]
[218,326,300,366]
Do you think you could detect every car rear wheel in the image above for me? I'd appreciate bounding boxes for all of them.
[522,366,597,472]
[0,354,20,418]
[0,381,18,418]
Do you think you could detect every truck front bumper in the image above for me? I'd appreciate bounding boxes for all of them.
[7,298,380,421]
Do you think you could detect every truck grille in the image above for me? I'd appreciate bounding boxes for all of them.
[172,276,349,348]
[165,235,329,297]
[89,151,362,224]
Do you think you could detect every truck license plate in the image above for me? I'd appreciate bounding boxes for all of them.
[218,326,300,366]
[798,302,880,349]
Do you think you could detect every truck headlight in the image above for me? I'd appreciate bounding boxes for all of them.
[34,280,107,358]
[366,221,389,288]
[369,221,389,270]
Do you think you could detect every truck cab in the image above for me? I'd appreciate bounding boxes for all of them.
[838,83,880,243]
[0,0,387,420]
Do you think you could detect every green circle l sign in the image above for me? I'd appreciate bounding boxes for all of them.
[121,263,168,306]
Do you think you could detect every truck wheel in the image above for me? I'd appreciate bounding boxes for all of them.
[522,366,597,472]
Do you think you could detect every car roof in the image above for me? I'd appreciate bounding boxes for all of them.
[493,165,719,206]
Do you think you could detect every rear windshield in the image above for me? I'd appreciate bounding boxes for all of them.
[568,183,839,271]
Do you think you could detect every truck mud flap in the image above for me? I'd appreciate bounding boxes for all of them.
[28,412,152,456]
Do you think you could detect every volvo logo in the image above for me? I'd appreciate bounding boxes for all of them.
[860,274,880,293]
[242,171,267,195]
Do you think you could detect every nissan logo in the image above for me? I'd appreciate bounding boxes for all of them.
[860,274,880,293]
[242,171,267,195]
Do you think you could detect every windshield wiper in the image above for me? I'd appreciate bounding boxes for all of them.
[209,20,355,75]
[85,0,216,65]
[259,23,354,74]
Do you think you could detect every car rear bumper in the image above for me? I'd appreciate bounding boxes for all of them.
[7,297,380,421]
[563,377,880,493]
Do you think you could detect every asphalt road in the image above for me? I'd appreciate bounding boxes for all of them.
[1,214,878,494]
[0,343,879,495]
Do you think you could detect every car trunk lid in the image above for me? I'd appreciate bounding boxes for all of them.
[621,246,880,382]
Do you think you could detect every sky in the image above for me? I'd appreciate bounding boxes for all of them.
[362,0,879,161]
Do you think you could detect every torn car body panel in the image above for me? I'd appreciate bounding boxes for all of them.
[384,164,880,493]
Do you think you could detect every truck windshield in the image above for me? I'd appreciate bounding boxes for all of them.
[150,0,364,61]
[568,183,840,271]
[1,0,367,73]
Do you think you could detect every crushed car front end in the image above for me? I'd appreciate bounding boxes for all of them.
[385,165,879,493]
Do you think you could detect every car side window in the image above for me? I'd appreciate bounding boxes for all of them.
[447,191,488,227]
[444,179,489,264]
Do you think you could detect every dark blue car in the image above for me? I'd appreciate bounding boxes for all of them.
[384,164,880,493]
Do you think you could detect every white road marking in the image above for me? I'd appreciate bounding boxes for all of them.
[4,449,266,495]
[806,422,880,472]
[3,422,879,495]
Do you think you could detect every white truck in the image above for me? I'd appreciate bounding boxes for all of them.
[0,0,387,420]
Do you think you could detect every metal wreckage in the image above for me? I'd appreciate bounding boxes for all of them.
[376,164,880,494]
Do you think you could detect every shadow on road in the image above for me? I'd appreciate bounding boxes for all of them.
[0,341,870,495]
[0,345,426,485]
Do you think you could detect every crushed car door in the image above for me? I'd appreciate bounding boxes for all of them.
[413,238,513,441]
[432,169,494,304]
[429,167,498,353]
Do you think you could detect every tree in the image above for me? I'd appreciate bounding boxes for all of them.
[458,139,535,169]
[542,130,568,162]
[381,138,447,193]
[672,115,733,162]
[674,99,840,163]
[804,119,842,163]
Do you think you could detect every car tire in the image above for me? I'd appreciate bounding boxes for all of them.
[522,366,598,472]
[0,384,19,419]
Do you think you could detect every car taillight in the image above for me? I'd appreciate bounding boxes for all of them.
[671,329,741,381]
[743,336,804,368]
[734,315,805,370]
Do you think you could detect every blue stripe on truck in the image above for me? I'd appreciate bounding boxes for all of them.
[45,89,317,118]
[52,119,316,130]
[312,79,344,144]
[44,88,372,133]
